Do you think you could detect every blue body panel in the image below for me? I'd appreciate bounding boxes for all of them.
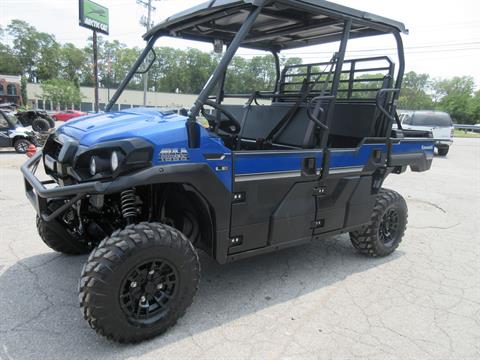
[57,108,434,193]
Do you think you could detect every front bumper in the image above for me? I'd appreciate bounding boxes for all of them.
[22,151,193,222]
[22,151,110,221]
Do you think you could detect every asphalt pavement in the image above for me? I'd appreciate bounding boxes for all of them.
[0,138,479,360]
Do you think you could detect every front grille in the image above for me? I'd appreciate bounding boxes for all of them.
[43,135,63,160]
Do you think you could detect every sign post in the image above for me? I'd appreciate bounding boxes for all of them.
[79,0,109,112]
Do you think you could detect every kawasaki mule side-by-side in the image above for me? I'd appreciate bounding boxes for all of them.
[21,0,435,343]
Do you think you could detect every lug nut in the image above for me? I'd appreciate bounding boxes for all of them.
[148,270,155,275]
[140,295,146,303]
[130,281,137,288]
[157,283,164,290]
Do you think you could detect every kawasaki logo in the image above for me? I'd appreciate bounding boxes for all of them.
[421,145,434,150]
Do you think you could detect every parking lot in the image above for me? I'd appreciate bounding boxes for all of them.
[0,138,479,360]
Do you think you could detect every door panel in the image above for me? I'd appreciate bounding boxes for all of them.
[0,130,11,147]
[230,150,323,254]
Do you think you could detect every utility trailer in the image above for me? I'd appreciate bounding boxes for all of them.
[22,0,434,343]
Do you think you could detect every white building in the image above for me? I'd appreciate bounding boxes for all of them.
[26,83,244,111]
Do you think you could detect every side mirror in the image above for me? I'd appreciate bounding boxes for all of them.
[213,39,223,54]
[136,48,156,74]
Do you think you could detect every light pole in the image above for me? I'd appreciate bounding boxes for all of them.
[137,0,159,106]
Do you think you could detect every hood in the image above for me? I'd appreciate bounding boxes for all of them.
[57,108,188,147]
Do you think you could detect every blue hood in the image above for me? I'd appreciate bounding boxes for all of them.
[57,108,189,147]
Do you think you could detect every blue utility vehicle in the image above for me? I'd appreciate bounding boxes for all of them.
[22,0,434,342]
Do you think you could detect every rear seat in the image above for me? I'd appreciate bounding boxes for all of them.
[219,100,380,149]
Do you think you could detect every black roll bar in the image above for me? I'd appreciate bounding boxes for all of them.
[319,19,351,148]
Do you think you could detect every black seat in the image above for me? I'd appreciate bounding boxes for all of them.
[220,103,317,149]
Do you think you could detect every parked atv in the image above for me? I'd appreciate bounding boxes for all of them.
[16,109,55,132]
[0,110,39,153]
[0,103,55,132]
[22,0,435,343]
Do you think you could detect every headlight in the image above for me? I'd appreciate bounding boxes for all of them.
[89,156,96,176]
[73,138,153,181]
[111,151,119,171]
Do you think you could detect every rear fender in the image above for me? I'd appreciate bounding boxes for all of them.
[388,140,434,172]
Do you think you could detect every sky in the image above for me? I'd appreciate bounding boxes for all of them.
[1,0,480,85]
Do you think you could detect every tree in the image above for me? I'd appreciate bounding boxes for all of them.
[21,76,28,106]
[397,71,434,110]
[0,44,22,75]
[40,79,83,110]
[0,26,22,75]
[6,20,61,82]
[468,91,480,124]
[60,43,88,86]
[433,76,476,124]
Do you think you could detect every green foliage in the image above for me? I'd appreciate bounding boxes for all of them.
[432,76,476,124]
[398,72,478,124]
[398,72,434,110]
[6,20,60,81]
[60,43,89,86]
[40,79,83,109]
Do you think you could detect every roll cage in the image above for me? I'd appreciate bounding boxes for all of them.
[106,0,407,148]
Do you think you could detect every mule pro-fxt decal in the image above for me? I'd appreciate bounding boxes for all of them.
[158,147,189,162]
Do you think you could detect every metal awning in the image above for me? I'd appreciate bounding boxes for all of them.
[144,0,408,51]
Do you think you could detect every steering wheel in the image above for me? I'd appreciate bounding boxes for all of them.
[200,100,241,136]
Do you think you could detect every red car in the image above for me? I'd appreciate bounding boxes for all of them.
[52,110,87,122]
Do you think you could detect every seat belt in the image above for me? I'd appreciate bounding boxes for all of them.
[236,91,258,150]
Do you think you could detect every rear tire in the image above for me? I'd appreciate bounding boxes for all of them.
[437,145,449,156]
[79,222,200,343]
[36,216,94,255]
[350,189,407,257]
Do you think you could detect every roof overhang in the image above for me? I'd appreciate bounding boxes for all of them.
[144,0,408,51]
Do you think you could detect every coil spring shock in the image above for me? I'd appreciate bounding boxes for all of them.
[121,188,137,224]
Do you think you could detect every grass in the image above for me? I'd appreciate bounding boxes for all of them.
[453,129,480,138]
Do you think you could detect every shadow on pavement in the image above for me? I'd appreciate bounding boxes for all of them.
[0,234,402,359]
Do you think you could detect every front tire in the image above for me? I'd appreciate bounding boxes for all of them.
[37,216,94,255]
[13,138,32,153]
[350,189,407,257]
[79,222,200,343]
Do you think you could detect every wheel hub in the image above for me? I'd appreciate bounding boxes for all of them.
[379,208,399,246]
[120,260,178,323]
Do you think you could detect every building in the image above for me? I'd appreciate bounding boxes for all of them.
[26,83,244,111]
[0,74,22,106]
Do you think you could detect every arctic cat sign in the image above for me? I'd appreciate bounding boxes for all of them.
[79,0,109,35]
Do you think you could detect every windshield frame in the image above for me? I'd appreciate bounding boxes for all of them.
[0,110,18,127]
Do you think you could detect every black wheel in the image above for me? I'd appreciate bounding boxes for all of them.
[349,189,407,257]
[13,138,32,153]
[36,216,94,255]
[32,117,52,132]
[437,145,449,156]
[79,222,200,343]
